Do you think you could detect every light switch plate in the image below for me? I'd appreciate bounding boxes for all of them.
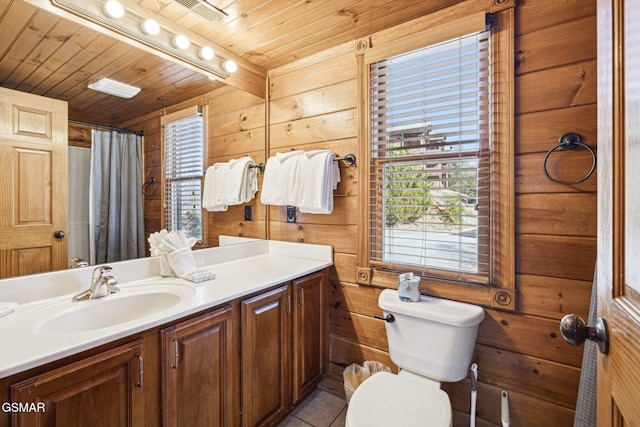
[286,206,296,223]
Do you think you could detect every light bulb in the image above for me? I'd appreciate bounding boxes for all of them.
[222,59,237,73]
[199,46,215,61]
[103,0,125,18]
[172,35,190,50]
[141,19,160,36]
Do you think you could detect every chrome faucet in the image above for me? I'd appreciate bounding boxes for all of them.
[70,257,89,268]
[72,266,120,301]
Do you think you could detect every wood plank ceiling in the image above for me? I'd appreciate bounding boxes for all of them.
[0,0,463,125]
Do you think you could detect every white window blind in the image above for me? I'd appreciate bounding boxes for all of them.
[163,111,204,241]
[369,29,491,281]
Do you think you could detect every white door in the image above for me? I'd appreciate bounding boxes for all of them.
[596,0,640,424]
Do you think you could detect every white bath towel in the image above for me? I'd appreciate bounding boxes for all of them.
[220,156,258,205]
[202,163,228,212]
[260,150,304,206]
[294,150,340,214]
[203,156,259,211]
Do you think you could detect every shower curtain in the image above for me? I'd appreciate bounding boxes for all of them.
[89,129,146,264]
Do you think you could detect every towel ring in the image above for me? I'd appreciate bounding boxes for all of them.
[142,177,157,198]
[543,133,596,185]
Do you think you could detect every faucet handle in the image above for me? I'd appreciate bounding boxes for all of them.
[105,276,120,294]
[92,265,112,278]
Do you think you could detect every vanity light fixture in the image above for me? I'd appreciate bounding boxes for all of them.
[172,35,190,50]
[50,0,240,81]
[199,46,215,61]
[222,59,237,73]
[103,0,125,19]
[88,77,141,98]
[140,18,160,36]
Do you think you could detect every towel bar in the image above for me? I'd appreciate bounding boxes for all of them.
[334,153,356,165]
[203,162,264,175]
[249,163,265,172]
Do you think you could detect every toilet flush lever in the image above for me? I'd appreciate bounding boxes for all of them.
[374,314,395,323]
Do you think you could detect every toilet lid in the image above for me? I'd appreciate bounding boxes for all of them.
[346,371,451,427]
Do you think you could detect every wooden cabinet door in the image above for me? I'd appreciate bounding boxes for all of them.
[292,270,327,404]
[161,304,239,427]
[10,340,145,427]
[597,0,640,424]
[0,87,68,278]
[241,285,292,427]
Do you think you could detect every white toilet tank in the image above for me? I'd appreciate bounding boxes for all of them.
[378,289,485,383]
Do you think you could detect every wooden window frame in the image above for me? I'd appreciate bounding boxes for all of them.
[355,0,516,310]
[160,105,208,245]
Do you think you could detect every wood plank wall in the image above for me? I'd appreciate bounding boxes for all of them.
[265,0,597,426]
[206,87,266,246]
[126,0,596,425]
[120,87,266,247]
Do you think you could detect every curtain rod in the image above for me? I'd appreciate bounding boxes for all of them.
[68,119,144,136]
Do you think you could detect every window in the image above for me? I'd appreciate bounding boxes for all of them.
[359,4,515,303]
[369,29,491,284]
[163,107,205,241]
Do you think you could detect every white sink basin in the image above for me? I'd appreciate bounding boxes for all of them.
[3,284,195,336]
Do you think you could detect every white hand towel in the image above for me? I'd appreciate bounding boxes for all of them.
[260,151,304,206]
[167,247,197,278]
[221,156,258,205]
[157,231,198,277]
[148,229,168,256]
[203,163,228,212]
[294,150,340,214]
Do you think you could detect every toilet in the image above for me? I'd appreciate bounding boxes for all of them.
[346,289,485,427]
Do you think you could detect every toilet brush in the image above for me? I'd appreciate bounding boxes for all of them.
[501,390,510,427]
[469,363,478,427]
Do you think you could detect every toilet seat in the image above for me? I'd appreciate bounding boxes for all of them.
[346,371,452,427]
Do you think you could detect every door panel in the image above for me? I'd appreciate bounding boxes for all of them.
[14,149,52,224]
[10,340,145,427]
[597,0,640,424]
[293,271,327,403]
[0,87,68,278]
[161,304,240,427]
[241,285,292,427]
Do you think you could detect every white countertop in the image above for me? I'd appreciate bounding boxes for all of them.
[0,240,332,379]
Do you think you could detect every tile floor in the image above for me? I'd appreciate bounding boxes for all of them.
[276,389,347,427]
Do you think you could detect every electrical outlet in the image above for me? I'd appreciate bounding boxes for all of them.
[244,205,252,221]
[286,206,296,223]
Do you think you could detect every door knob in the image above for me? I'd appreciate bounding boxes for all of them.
[560,314,609,354]
[54,230,65,239]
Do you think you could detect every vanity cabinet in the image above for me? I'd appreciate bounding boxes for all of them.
[9,339,145,427]
[241,285,292,427]
[161,303,239,427]
[292,271,327,404]
[0,268,329,427]
[241,269,327,426]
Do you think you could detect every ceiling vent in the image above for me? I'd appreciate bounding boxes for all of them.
[173,0,227,22]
